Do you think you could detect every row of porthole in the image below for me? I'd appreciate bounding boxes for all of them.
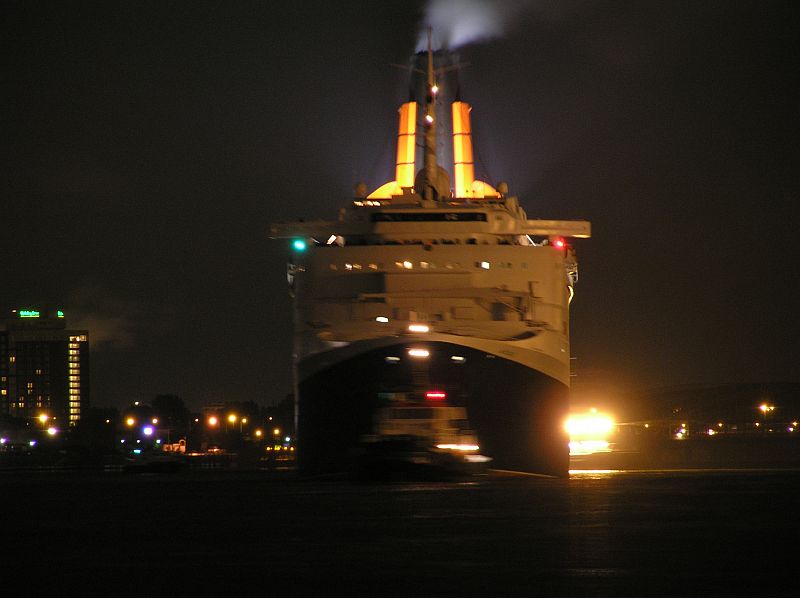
[330,261,528,271]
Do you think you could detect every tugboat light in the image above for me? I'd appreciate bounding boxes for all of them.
[292,238,308,252]
[553,237,566,250]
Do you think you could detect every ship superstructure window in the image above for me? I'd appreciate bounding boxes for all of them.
[372,212,487,222]
[478,261,490,269]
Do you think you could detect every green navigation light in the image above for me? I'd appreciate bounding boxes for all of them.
[57,310,65,318]
[292,239,308,252]
[19,310,40,318]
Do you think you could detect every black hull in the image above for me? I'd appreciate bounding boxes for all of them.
[297,341,570,477]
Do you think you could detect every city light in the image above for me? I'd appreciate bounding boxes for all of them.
[408,324,429,333]
[126,417,135,427]
[408,348,430,358]
[208,416,218,426]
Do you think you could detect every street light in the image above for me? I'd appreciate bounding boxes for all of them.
[759,403,775,430]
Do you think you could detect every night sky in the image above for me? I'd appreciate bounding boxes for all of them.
[2,1,797,413]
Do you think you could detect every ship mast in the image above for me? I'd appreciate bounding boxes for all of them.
[422,27,438,202]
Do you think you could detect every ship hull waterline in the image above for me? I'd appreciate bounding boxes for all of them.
[295,340,570,478]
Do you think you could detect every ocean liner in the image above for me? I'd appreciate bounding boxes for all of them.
[270,37,590,477]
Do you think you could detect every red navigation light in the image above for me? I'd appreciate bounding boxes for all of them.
[425,391,446,401]
[553,237,566,250]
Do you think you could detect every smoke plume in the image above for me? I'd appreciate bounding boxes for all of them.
[416,0,559,51]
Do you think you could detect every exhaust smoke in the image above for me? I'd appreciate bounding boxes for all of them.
[415,0,534,51]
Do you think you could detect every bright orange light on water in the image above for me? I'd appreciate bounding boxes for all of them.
[565,408,615,455]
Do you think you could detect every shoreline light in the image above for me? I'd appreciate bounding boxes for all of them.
[408,348,430,358]
[408,323,429,333]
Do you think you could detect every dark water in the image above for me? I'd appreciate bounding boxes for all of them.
[5,468,798,596]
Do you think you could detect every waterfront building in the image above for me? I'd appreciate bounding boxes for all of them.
[0,307,89,428]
